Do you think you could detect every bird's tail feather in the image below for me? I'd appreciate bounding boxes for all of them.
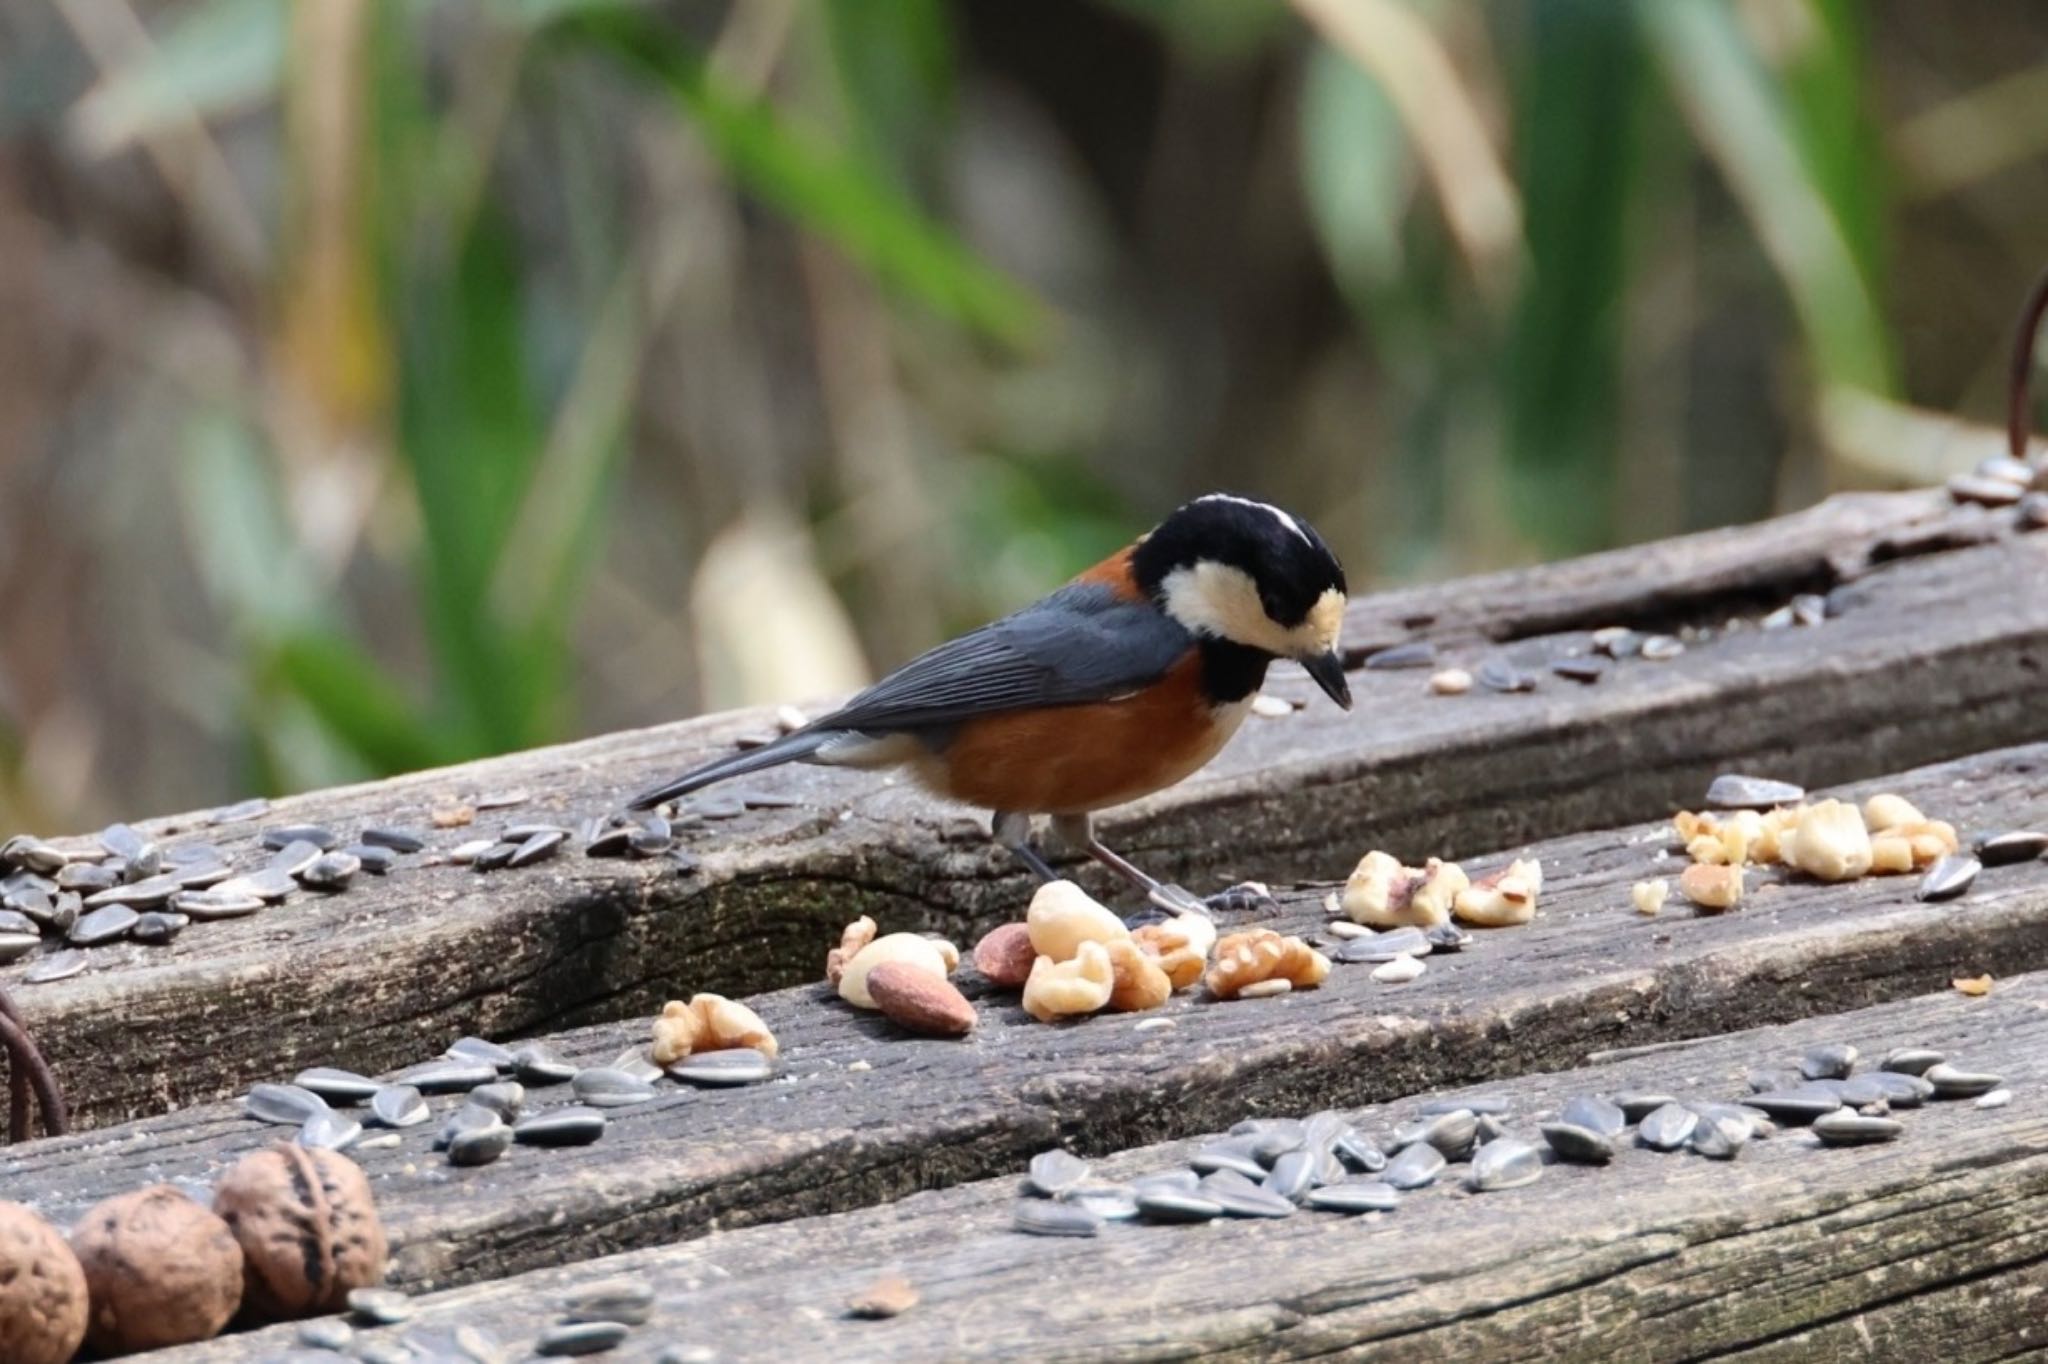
[626,730,831,810]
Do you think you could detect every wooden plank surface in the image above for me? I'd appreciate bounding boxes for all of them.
[11,742,2048,1300]
[13,495,2048,1131]
[151,973,2048,1363]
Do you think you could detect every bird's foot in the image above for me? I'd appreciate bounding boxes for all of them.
[1202,880,1278,916]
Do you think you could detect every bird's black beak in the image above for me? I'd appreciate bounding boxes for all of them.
[1302,650,1352,711]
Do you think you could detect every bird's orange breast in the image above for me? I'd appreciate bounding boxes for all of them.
[912,651,1247,815]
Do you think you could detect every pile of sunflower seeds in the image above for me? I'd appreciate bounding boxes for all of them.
[289,1276,657,1363]
[1947,454,2047,519]
[244,1031,783,1170]
[1008,1043,2010,1237]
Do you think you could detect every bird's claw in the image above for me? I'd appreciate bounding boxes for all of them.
[1147,882,1212,919]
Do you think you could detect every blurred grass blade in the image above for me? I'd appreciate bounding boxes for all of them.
[549,5,1048,350]
[1292,0,1524,301]
[67,0,285,155]
[1300,41,1413,306]
[1640,0,1892,395]
[820,0,954,187]
[1502,0,1642,554]
[266,632,452,775]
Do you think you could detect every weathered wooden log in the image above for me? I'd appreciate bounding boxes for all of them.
[10,491,2047,1131]
[10,743,2048,1304]
[149,972,2048,1363]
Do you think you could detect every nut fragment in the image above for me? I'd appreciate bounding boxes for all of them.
[1205,929,1329,1000]
[1131,915,1214,991]
[1341,851,1419,926]
[1679,862,1744,911]
[0,1202,87,1364]
[1021,941,1115,1022]
[839,933,949,1010]
[1631,879,1669,916]
[1862,793,1924,831]
[867,962,976,1037]
[1870,835,1914,875]
[1453,858,1541,927]
[1025,881,1129,962]
[212,1145,387,1321]
[1429,668,1473,696]
[1782,799,1872,882]
[972,923,1036,988]
[1408,858,1468,925]
[846,1272,919,1319]
[73,1185,244,1351]
[689,993,778,1058]
[924,935,961,973]
[650,1000,702,1066]
[825,916,878,986]
[1104,939,1173,1012]
[1953,974,1993,997]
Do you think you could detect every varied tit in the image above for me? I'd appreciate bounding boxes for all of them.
[628,493,1351,914]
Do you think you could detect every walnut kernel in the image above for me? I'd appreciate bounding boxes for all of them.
[1021,941,1115,1022]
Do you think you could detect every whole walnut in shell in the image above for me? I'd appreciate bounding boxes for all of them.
[70,1185,242,1354]
[212,1144,387,1320]
[0,1202,87,1364]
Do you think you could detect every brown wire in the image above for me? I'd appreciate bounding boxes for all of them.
[2007,262,2048,463]
[0,987,68,1139]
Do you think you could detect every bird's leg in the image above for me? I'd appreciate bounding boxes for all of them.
[1050,814,1210,919]
[991,811,1062,884]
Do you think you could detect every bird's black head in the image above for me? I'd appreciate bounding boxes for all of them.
[1130,493,1352,709]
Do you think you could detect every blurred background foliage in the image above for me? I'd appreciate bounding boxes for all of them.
[0,0,2044,831]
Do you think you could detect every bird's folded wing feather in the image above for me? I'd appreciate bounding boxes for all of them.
[817,583,1191,733]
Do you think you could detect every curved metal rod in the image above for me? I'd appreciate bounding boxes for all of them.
[2007,262,2048,463]
[0,988,68,1139]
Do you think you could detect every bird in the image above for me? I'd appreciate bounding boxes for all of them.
[627,493,1352,914]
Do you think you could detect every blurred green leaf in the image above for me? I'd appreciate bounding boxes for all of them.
[1502,0,1642,554]
[265,632,452,776]
[1301,42,1412,307]
[1640,0,1893,395]
[550,5,1048,350]
[69,0,285,154]
[1104,0,1292,63]
[820,0,955,188]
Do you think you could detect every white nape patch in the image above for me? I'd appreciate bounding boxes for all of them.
[1161,562,1346,659]
[1194,493,1312,547]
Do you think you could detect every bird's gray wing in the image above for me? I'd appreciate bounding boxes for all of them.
[816,583,1191,734]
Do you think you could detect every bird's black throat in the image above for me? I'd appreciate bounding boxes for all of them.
[1198,637,1270,705]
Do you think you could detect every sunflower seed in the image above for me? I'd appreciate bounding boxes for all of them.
[396,1058,499,1093]
[1590,626,1639,657]
[4,885,54,921]
[1974,829,2047,866]
[1198,1170,1297,1218]
[448,1122,513,1167]
[360,827,427,854]
[473,842,519,872]
[1397,1109,1477,1160]
[212,867,299,902]
[447,1036,518,1071]
[1476,658,1537,693]
[513,1043,577,1085]
[170,888,264,920]
[669,1050,775,1088]
[1689,1112,1750,1160]
[68,903,138,946]
[1741,1085,1844,1123]
[24,950,85,984]
[295,1067,380,1105]
[1638,1103,1698,1151]
[1335,1131,1387,1173]
[449,839,496,865]
[171,860,233,889]
[468,1082,526,1121]
[130,911,187,945]
[1011,1198,1101,1237]
[1705,774,1804,810]
[435,1103,506,1150]
[1812,1109,1902,1145]
[508,830,567,867]
[297,851,360,891]
[1305,1180,1401,1214]
[572,1067,658,1107]
[1364,642,1437,671]
[297,1318,355,1351]
[585,827,636,859]
[263,825,340,852]
[1639,634,1685,661]
[341,845,396,875]
[1540,1121,1613,1164]
[1615,1091,1682,1122]
[3,838,67,875]
[57,862,118,894]
[1382,1141,1446,1190]
[1976,455,2034,486]
[536,1321,630,1357]
[1560,1095,1625,1138]
[1924,1063,2003,1099]
[564,1278,656,1327]
[247,1083,332,1126]
[2020,491,2048,529]
[1949,472,2023,506]
[1190,1142,1267,1180]
[1917,854,1980,902]
[1026,1149,1091,1198]
[1372,953,1426,984]
[0,932,40,963]
[1800,1043,1858,1081]
[1976,1089,2013,1110]
[1424,921,1471,952]
[267,841,324,877]
[473,789,531,811]
[298,1109,363,1151]
[1880,1047,1945,1075]
[1264,1149,1319,1201]
[1135,1188,1224,1222]
[1469,1138,1542,1191]
[83,875,182,909]
[514,1105,607,1147]
[1335,926,1430,963]
[1550,657,1607,685]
